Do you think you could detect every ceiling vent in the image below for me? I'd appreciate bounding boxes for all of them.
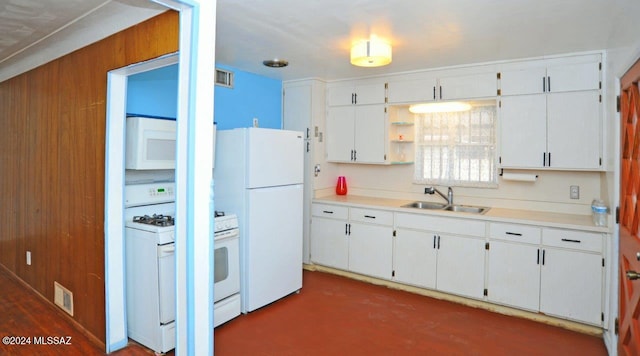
[215,68,234,88]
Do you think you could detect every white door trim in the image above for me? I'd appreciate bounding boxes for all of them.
[104,1,216,354]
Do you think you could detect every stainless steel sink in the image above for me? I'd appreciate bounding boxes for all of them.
[443,205,489,214]
[402,201,447,210]
[402,201,489,214]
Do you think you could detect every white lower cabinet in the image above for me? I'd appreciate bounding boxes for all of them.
[312,202,605,327]
[487,223,604,326]
[349,222,393,279]
[310,215,349,270]
[393,213,486,300]
[487,240,541,311]
[393,228,437,289]
[539,246,603,325]
[435,234,486,299]
[310,203,393,279]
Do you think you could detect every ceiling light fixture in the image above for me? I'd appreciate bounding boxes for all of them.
[350,38,392,67]
[263,59,288,68]
[409,102,472,114]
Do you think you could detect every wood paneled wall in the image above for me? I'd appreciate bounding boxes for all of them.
[0,11,179,346]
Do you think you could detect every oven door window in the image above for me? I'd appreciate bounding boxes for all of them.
[214,247,229,282]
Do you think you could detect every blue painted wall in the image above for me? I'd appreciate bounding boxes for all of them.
[127,64,282,129]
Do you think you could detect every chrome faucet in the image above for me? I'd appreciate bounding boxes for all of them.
[425,186,454,205]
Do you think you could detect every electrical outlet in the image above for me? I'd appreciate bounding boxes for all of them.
[26,251,31,265]
[570,185,580,199]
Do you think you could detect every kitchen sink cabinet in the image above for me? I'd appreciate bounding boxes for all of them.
[393,228,437,289]
[387,72,497,104]
[326,104,387,164]
[487,223,604,326]
[499,54,602,170]
[393,213,487,300]
[435,233,486,299]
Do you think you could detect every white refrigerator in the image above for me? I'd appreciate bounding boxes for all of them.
[214,128,304,313]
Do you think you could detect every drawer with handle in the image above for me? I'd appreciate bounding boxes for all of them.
[542,228,603,253]
[349,207,393,225]
[490,223,541,244]
[311,204,348,220]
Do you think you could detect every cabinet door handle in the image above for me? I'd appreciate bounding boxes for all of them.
[433,86,436,100]
[306,141,310,153]
[561,238,581,243]
[354,93,358,104]
[543,152,546,166]
[364,215,376,219]
[351,93,355,104]
[350,150,354,161]
[537,249,540,265]
[548,152,551,167]
[543,77,546,92]
[439,86,442,100]
[348,223,351,235]
[505,232,522,236]
[322,210,334,214]
[353,150,357,161]
[345,223,348,235]
[542,249,546,265]
[437,235,441,249]
[547,76,551,92]
[433,235,437,249]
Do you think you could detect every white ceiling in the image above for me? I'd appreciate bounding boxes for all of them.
[1,0,639,82]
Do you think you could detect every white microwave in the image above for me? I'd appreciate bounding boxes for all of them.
[126,116,177,170]
[125,116,217,170]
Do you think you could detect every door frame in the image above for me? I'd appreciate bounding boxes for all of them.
[104,1,216,354]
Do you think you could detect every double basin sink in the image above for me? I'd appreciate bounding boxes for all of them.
[402,201,489,214]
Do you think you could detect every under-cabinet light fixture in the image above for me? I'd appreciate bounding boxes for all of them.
[350,38,392,67]
[409,102,472,114]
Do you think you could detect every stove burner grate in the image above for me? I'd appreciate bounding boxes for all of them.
[133,214,175,227]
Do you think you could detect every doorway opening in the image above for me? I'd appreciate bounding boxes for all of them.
[104,53,178,352]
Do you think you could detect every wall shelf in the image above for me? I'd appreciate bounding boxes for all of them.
[388,106,416,164]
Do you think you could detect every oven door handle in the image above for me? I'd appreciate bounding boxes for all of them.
[215,229,239,241]
[158,244,175,257]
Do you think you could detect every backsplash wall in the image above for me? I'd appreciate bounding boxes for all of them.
[316,162,602,215]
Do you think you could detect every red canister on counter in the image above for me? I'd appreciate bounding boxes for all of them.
[336,176,347,195]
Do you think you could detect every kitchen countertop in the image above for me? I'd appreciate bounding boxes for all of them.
[313,195,610,233]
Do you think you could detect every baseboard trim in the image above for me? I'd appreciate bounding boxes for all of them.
[0,263,106,351]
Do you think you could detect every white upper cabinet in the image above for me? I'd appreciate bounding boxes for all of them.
[500,67,547,96]
[499,54,602,170]
[387,78,438,103]
[501,59,600,96]
[326,82,388,164]
[546,91,601,169]
[326,104,387,164]
[546,61,600,92]
[438,72,498,100]
[387,72,497,104]
[327,83,386,106]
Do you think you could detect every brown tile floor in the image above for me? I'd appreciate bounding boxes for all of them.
[214,270,607,356]
[0,266,607,355]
